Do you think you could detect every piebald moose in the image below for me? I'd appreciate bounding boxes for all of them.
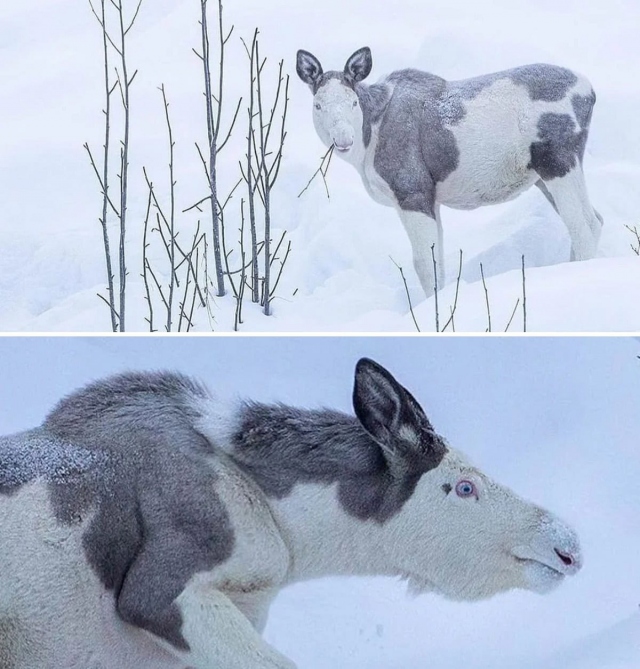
[0,360,582,668]
[297,47,603,297]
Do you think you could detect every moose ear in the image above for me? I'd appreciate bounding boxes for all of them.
[297,49,323,88]
[344,47,372,82]
[353,358,439,466]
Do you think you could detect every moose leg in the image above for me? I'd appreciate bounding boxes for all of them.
[397,196,443,299]
[535,178,603,260]
[117,540,295,669]
[398,209,442,298]
[537,169,601,261]
[172,582,297,669]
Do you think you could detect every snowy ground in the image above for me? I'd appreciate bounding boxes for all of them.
[1,0,639,332]
[0,336,638,667]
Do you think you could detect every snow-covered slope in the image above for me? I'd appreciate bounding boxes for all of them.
[0,336,638,667]
[544,613,640,669]
[1,0,639,331]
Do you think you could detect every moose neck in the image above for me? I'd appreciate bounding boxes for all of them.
[225,402,419,583]
[354,81,391,151]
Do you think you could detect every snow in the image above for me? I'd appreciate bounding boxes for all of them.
[0,336,638,667]
[1,0,639,331]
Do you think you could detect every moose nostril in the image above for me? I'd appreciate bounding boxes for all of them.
[554,548,574,566]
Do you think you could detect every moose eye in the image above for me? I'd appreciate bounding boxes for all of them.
[353,100,358,107]
[315,103,321,110]
[455,480,477,499]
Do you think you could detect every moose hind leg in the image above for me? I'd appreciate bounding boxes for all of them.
[397,208,444,299]
[536,178,603,261]
[538,169,599,261]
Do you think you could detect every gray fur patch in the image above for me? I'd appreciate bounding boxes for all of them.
[444,64,577,105]
[571,90,596,162]
[529,112,588,180]
[355,82,391,147]
[313,71,349,95]
[572,90,596,128]
[3,372,235,652]
[508,64,578,101]
[228,402,446,523]
[0,429,105,495]
[374,69,459,216]
[0,617,26,669]
[441,65,580,127]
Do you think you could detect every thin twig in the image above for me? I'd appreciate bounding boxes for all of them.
[624,224,640,255]
[141,185,155,331]
[298,145,334,199]
[270,240,292,298]
[522,254,527,332]
[391,257,420,332]
[431,244,440,333]
[504,298,521,332]
[442,249,463,332]
[114,0,137,331]
[86,0,119,330]
[480,263,492,332]
[160,84,176,332]
[200,0,225,297]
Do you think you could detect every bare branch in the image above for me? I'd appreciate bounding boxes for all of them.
[504,298,521,332]
[391,256,420,332]
[522,254,527,332]
[298,145,334,199]
[625,224,640,255]
[124,0,143,34]
[431,244,440,333]
[442,249,463,333]
[480,263,492,332]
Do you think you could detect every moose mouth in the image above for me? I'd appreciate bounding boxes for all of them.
[333,143,353,153]
[513,555,565,578]
[512,545,579,578]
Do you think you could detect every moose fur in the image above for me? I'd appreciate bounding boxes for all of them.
[0,360,582,668]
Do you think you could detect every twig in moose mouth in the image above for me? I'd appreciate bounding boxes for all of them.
[298,145,335,199]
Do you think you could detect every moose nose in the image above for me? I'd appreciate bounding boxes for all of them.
[554,548,581,572]
[334,140,353,152]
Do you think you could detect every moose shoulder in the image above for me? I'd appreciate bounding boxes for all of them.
[297,47,603,297]
[0,360,581,669]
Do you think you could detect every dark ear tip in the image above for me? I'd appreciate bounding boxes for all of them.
[355,357,384,377]
[356,356,375,368]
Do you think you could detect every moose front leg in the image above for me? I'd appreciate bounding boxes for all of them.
[397,202,444,299]
[171,582,297,669]
[117,539,295,669]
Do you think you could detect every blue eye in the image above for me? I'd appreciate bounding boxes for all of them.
[455,480,477,498]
